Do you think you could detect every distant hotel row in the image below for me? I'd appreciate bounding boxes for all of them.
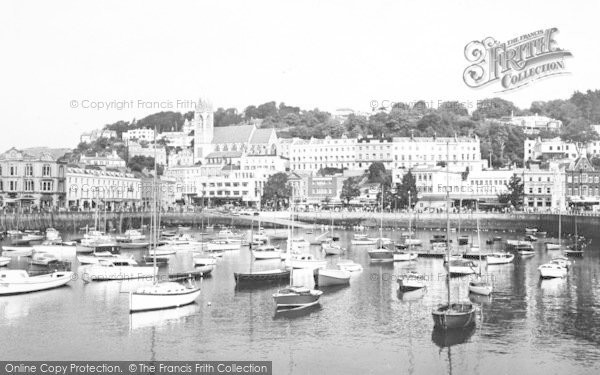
[2,100,600,211]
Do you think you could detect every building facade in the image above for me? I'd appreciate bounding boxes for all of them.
[128,142,167,165]
[0,148,67,209]
[523,162,566,210]
[122,128,155,145]
[80,150,127,169]
[67,167,141,210]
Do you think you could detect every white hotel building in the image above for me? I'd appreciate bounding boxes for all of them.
[122,128,156,145]
[288,134,485,172]
[67,167,141,210]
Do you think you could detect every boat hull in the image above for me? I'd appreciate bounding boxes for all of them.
[315,269,351,286]
[80,266,154,281]
[469,282,493,296]
[368,249,394,263]
[252,251,281,260]
[130,287,201,312]
[0,271,73,295]
[273,291,322,308]
[486,254,514,265]
[432,303,476,330]
[538,265,567,279]
[393,252,418,262]
[398,279,425,291]
[234,269,291,284]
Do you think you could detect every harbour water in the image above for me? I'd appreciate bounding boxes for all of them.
[1,228,599,374]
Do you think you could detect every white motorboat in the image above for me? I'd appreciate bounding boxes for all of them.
[21,232,44,242]
[538,262,567,279]
[545,243,561,250]
[403,238,423,246]
[288,238,310,252]
[367,247,394,262]
[336,260,363,272]
[80,230,114,247]
[78,253,136,265]
[217,229,243,239]
[80,258,154,281]
[2,246,34,257]
[129,280,201,312]
[315,268,351,286]
[285,253,327,269]
[551,256,570,269]
[0,256,10,267]
[206,239,241,252]
[32,241,77,258]
[350,234,378,246]
[31,252,58,266]
[0,270,74,295]
[397,271,426,291]
[45,228,62,241]
[393,249,418,262]
[116,229,145,241]
[252,245,282,260]
[486,252,515,265]
[193,256,218,266]
[321,241,345,255]
[525,227,538,234]
[448,259,477,276]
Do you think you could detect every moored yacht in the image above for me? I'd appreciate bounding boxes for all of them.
[80,258,154,281]
[0,269,74,295]
[486,252,515,265]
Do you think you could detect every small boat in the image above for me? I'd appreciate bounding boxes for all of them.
[6,230,23,237]
[252,245,282,260]
[492,236,502,242]
[486,252,515,265]
[397,271,426,291]
[403,238,423,246]
[143,254,170,264]
[538,263,567,279]
[288,238,310,252]
[431,234,451,244]
[545,242,561,251]
[367,247,394,263]
[350,234,378,246]
[217,229,242,239]
[45,228,62,241]
[129,280,201,313]
[524,235,538,242]
[537,231,547,237]
[393,249,418,262]
[273,286,322,309]
[78,252,136,265]
[206,239,241,252]
[337,260,363,272]
[31,252,58,266]
[234,269,291,284]
[516,243,535,256]
[551,256,570,269]
[469,278,493,295]
[116,229,145,242]
[525,227,538,234]
[285,253,327,269]
[193,256,217,267]
[322,241,345,255]
[448,259,477,276]
[119,241,150,249]
[432,303,476,330]
[0,270,74,295]
[2,246,34,257]
[21,232,45,242]
[314,268,351,287]
[80,259,154,281]
[0,256,10,267]
[564,248,584,257]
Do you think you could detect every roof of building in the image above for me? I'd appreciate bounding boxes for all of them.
[0,147,69,162]
[205,151,243,159]
[249,128,274,144]
[213,125,256,144]
[23,147,71,160]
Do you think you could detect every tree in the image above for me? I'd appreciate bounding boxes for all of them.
[395,171,419,209]
[128,155,163,175]
[340,177,361,205]
[367,162,387,183]
[498,174,523,208]
[561,118,600,151]
[261,173,291,209]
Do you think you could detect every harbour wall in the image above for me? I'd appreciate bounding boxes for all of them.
[0,211,597,238]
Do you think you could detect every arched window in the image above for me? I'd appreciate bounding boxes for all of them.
[42,164,51,177]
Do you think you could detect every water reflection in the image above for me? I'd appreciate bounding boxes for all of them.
[431,325,476,348]
[273,304,322,319]
[129,303,200,331]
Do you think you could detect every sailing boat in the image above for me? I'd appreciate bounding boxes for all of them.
[545,207,563,250]
[468,202,493,296]
[236,210,290,285]
[273,194,323,310]
[129,129,201,313]
[394,192,418,261]
[368,184,394,262]
[432,141,476,330]
[564,214,586,257]
[322,212,345,255]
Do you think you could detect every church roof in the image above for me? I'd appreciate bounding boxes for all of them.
[249,128,274,144]
[205,151,243,159]
[212,125,255,144]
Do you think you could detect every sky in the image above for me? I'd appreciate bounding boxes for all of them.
[0,0,598,151]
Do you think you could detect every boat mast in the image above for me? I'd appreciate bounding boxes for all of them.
[445,141,451,307]
[288,189,294,286]
[380,184,384,244]
[558,206,561,247]
[408,192,412,251]
[476,201,482,276]
[152,126,158,285]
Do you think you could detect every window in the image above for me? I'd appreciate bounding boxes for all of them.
[25,164,33,176]
[9,165,16,176]
[9,180,17,190]
[42,164,51,177]
[41,180,53,191]
[24,180,34,191]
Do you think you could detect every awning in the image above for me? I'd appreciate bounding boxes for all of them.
[40,195,54,201]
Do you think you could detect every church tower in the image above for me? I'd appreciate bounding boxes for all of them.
[193,98,214,163]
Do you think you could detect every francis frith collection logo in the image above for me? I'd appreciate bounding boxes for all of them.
[463,28,572,92]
